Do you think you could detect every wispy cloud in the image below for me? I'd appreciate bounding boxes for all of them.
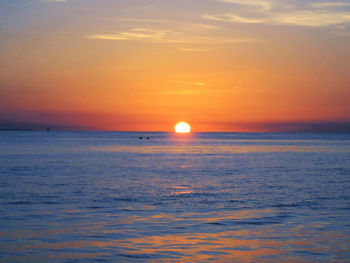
[205,0,350,28]
[158,90,198,95]
[87,27,260,44]
[311,2,350,8]
[217,0,272,11]
[87,28,185,43]
[158,86,264,95]
[87,15,261,45]
[114,18,221,30]
[172,80,206,86]
[179,48,210,52]
[202,14,264,24]
[271,10,350,27]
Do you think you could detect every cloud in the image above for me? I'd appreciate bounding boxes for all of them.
[114,18,221,30]
[311,2,350,8]
[179,48,210,52]
[172,80,206,86]
[158,86,264,95]
[204,0,350,28]
[202,14,264,24]
[203,11,350,27]
[87,18,218,43]
[87,28,185,43]
[217,0,272,11]
[87,15,262,45]
[271,10,350,27]
[87,27,260,44]
[158,90,198,95]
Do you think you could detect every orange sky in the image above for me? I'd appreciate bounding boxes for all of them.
[0,0,350,131]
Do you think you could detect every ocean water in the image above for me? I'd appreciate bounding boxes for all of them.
[0,131,350,262]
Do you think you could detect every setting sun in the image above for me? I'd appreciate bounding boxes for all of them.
[175,122,191,133]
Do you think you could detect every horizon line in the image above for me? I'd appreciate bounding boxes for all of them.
[1,128,349,134]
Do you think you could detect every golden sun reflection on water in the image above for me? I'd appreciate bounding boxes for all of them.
[100,209,316,262]
[4,207,348,262]
[171,186,193,195]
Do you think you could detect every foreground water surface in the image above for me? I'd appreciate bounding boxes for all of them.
[0,131,350,262]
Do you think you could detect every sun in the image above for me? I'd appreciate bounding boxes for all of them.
[175,122,191,133]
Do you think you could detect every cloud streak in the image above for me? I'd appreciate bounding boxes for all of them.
[217,0,272,11]
[87,27,260,44]
[172,80,206,86]
[114,18,221,30]
[158,86,267,95]
[87,15,262,45]
[202,14,264,24]
[87,28,185,43]
[271,10,350,27]
[311,2,350,8]
[205,0,350,28]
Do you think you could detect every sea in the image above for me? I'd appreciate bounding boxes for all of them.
[0,131,350,262]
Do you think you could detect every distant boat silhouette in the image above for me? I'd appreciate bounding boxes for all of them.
[46,128,50,132]
[139,136,143,139]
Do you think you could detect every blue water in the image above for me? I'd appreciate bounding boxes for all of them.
[0,131,350,262]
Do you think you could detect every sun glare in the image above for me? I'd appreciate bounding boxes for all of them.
[175,122,191,133]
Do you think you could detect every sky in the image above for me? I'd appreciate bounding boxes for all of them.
[0,0,350,132]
